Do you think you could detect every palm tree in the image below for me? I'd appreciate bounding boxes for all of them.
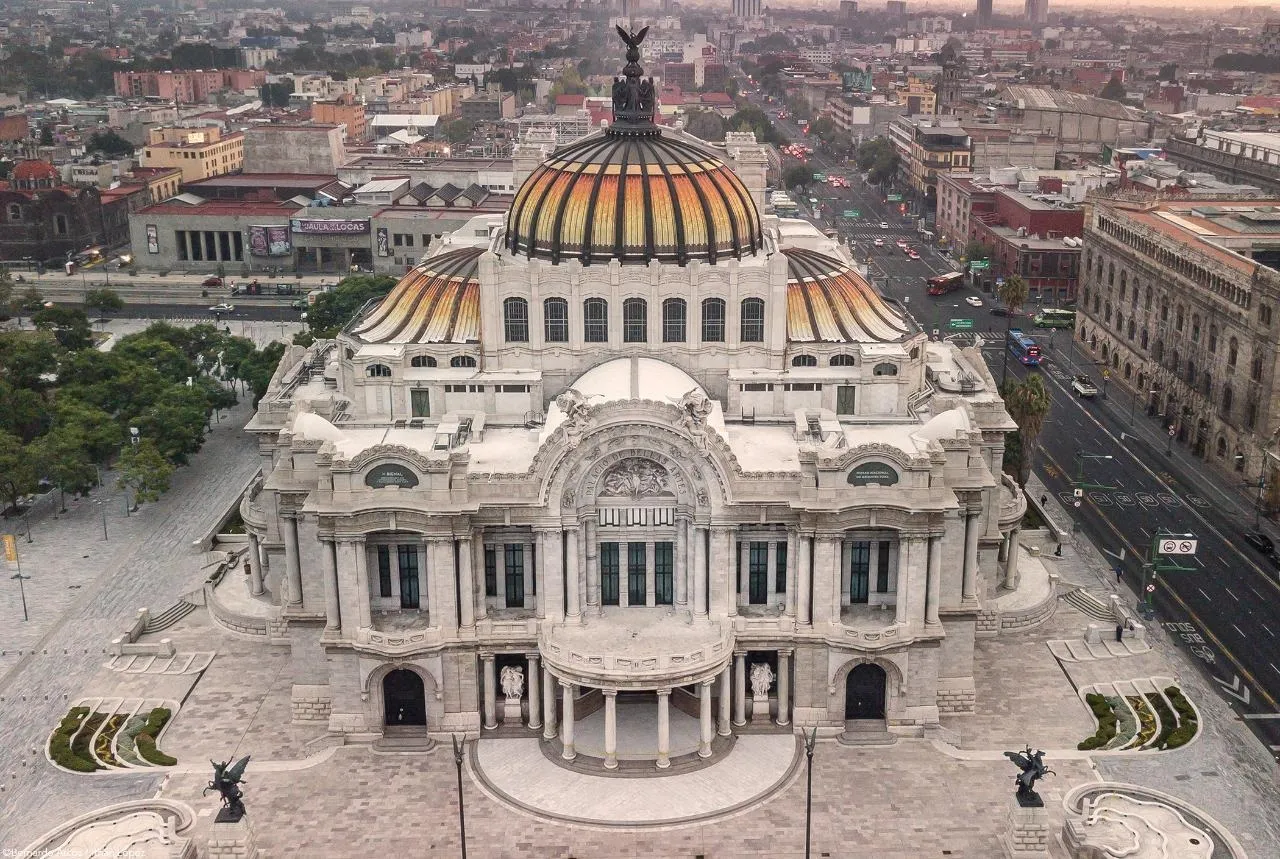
[1004,374,1052,486]
[997,274,1030,386]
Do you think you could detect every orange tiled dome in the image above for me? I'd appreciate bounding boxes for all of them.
[350,247,482,344]
[505,130,763,266]
[12,160,58,183]
[782,247,914,343]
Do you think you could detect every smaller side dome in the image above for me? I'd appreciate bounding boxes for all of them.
[292,411,346,443]
[350,247,482,344]
[782,247,914,344]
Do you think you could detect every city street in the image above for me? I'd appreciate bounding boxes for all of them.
[993,340,1280,757]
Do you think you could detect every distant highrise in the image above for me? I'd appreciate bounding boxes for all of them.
[731,0,761,18]
[1024,0,1047,25]
[840,0,858,20]
[976,0,992,27]
[886,0,906,18]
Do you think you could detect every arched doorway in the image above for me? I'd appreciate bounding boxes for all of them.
[844,663,887,720]
[384,669,426,726]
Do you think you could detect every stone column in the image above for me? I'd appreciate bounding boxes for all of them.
[542,664,557,740]
[527,653,542,731]
[811,535,838,626]
[482,655,497,730]
[698,679,714,758]
[962,510,979,602]
[693,525,708,617]
[585,519,600,614]
[926,535,942,627]
[675,518,689,609]
[248,532,264,596]
[283,514,302,605]
[560,681,576,760]
[472,533,487,622]
[738,537,749,609]
[1003,527,1021,590]
[421,537,437,625]
[433,537,458,634]
[777,650,791,726]
[797,532,812,625]
[457,537,475,630]
[353,539,372,630]
[718,528,738,617]
[718,665,732,735]
[733,651,747,726]
[895,540,911,627]
[541,528,565,621]
[533,535,545,619]
[564,526,581,620]
[321,538,341,632]
[603,689,618,769]
[784,529,798,617]
[656,689,671,769]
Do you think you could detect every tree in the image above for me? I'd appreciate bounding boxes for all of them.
[726,106,785,145]
[117,439,174,505]
[84,287,124,319]
[17,286,45,313]
[32,306,92,350]
[963,239,993,263]
[443,118,474,146]
[1099,74,1127,102]
[85,131,135,158]
[259,81,295,108]
[33,427,96,510]
[306,275,397,338]
[49,397,120,463]
[0,430,36,514]
[0,267,12,317]
[0,332,60,389]
[784,165,815,191]
[241,342,287,406]
[1004,374,1052,486]
[997,274,1029,386]
[684,109,726,143]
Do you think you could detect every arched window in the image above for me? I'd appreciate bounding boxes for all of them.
[503,296,529,342]
[1228,337,1239,366]
[1208,325,1218,353]
[1202,371,1213,397]
[741,297,765,342]
[366,363,392,378]
[1252,355,1264,382]
[1124,361,1132,379]
[830,354,856,366]
[1107,262,1115,286]
[662,298,686,343]
[1140,328,1149,349]
[1222,384,1233,416]
[1101,342,1110,361]
[1216,437,1227,458]
[583,298,608,343]
[701,297,726,342]
[1191,315,1200,342]
[1175,306,1184,331]
[450,355,477,368]
[623,298,648,343]
[6,203,20,221]
[1152,339,1163,362]
[1143,285,1152,310]
[873,362,898,376]
[544,297,568,343]
[1126,319,1135,340]
[791,354,817,367]
[410,355,437,367]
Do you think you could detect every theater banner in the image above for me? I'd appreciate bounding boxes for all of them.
[248,225,292,256]
[290,218,370,235]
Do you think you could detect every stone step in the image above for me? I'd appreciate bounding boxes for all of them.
[372,728,436,755]
[837,721,897,746]
[1062,590,1114,622]
[143,600,197,633]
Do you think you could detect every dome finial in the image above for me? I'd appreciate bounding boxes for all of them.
[611,25,657,133]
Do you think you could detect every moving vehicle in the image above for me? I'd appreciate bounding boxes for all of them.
[1034,308,1076,329]
[990,307,1028,318]
[1008,328,1042,366]
[879,221,890,230]
[208,303,235,313]
[907,250,920,259]
[901,244,914,255]
[965,295,983,307]
[1243,530,1275,557]
[926,271,964,296]
[1070,375,1098,398]
[873,238,885,247]
[202,276,223,287]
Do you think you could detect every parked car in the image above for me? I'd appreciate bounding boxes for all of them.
[907,250,920,260]
[202,276,223,287]
[1070,375,1098,398]
[1243,530,1275,556]
[208,303,235,313]
[964,295,983,307]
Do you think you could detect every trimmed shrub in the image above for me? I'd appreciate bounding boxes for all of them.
[1147,693,1176,749]
[1162,686,1198,749]
[1077,693,1119,750]
[135,707,177,767]
[48,707,100,772]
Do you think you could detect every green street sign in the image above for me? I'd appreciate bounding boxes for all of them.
[948,318,974,330]
[969,259,990,270]
[842,209,860,218]
[887,193,903,202]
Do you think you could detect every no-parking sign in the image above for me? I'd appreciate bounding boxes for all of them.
[1157,538,1197,555]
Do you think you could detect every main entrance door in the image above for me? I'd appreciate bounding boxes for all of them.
[844,663,886,720]
[384,669,427,726]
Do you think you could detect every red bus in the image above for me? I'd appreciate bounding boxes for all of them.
[926,271,964,295]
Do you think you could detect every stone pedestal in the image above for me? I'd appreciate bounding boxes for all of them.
[207,812,259,859]
[1001,798,1051,858]
[751,694,771,722]
[501,696,523,725]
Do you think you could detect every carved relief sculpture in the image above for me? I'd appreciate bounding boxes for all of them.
[556,388,593,449]
[672,388,714,451]
[600,458,672,498]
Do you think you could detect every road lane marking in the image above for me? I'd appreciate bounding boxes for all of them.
[1195,555,1206,568]
[1224,587,1239,601]
[1233,624,1248,638]
[1263,624,1275,637]
[1198,587,1212,601]
[1243,711,1280,719]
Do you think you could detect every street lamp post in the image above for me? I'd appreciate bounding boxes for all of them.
[96,499,107,540]
[451,734,468,859]
[1165,422,1176,456]
[803,726,817,859]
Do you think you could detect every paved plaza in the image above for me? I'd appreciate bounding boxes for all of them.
[4,404,1280,855]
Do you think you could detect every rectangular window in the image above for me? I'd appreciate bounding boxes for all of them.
[654,542,674,605]
[849,541,870,604]
[410,388,430,417]
[628,541,647,606]
[397,544,420,609]
[378,545,392,597]
[748,541,769,604]
[836,385,856,415]
[784,383,822,391]
[584,298,608,342]
[394,233,404,246]
[876,540,891,593]
[775,541,788,593]
[504,543,525,608]
[544,299,569,343]
[484,545,496,597]
[742,382,773,392]
[600,542,620,605]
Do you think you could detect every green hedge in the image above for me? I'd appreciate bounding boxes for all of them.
[48,707,100,772]
[135,707,177,767]
[1146,692,1177,749]
[1078,692,1119,750]
[1162,686,1199,749]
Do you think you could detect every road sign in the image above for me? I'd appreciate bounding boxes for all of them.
[969,259,990,271]
[2,534,15,562]
[887,193,903,202]
[947,318,974,330]
[842,209,860,218]
[1168,426,1176,437]
[1157,538,1198,555]
[1073,488,1083,498]
[996,276,1004,286]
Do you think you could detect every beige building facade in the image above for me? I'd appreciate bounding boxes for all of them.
[140,126,244,183]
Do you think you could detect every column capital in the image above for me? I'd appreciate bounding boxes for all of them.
[777,648,794,658]
[701,678,715,688]
[479,652,496,662]
[656,688,672,697]
[426,534,454,543]
[559,678,575,690]
[733,649,747,658]
[601,688,617,698]
[525,651,541,662]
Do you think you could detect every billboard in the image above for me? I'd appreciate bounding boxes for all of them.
[145,224,159,254]
[376,226,390,257]
[290,218,370,235]
[248,225,292,257]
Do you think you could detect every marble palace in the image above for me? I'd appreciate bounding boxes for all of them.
[239,39,1027,771]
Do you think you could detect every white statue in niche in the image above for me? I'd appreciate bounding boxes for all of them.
[671,387,714,450]
[556,388,592,449]
[500,665,524,700]
[750,662,775,699]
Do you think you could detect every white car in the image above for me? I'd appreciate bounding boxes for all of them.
[879,221,890,230]
[873,238,885,247]
[209,303,235,313]
[965,296,983,307]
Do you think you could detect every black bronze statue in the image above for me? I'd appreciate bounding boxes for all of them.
[1003,746,1054,807]
[205,755,252,821]
[611,25,657,125]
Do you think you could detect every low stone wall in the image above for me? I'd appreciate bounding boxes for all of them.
[291,684,332,722]
[205,581,269,638]
[976,573,1059,638]
[936,678,976,714]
